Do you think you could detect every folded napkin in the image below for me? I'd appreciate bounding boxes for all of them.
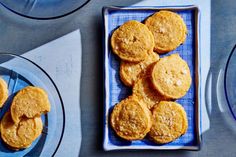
[23,30,82,157]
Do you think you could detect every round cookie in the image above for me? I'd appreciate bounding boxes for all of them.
[120,52,159,87]
[0,78,8,108]
[151,53,191,99]
[11,86,51,123]
[110,96,152,140]
[111,20,155,62]
[1,112,43,149]
[132,70,168,109]
[149,101,188,144]
[145,10,187,53]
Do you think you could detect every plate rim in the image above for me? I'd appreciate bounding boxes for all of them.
[224,44,236,121]
[0,0,91,20]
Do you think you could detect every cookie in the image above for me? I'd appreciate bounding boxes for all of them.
[1,112,43,149]
[151,53,191,99]
[11,86,51,123]
[120,51,159,87]
[111,20,155,62]
[149,101,188,144]
[110,96,152,140]
[0,78,8,108]
[145,11,187,53]
[132,67,168,109]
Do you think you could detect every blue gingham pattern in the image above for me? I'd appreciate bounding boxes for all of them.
[105,7,199,149]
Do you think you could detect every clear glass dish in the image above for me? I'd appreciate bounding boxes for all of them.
[224,45,236,122]
[0,53,65,156]
[0,0,90,19]
[215,44,236,132]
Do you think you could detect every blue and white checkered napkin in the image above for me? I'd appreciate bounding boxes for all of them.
[105,7,200,150]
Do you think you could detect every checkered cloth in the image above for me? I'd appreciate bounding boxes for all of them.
[105,7,199,149]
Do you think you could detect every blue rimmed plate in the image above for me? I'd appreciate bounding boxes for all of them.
[0,0,90,19]
[0,53,65,156]
[103,6,201,150]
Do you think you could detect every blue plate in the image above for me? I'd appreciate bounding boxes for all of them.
[0,0,90,19]
[0,53,65,156]
[103,6,201,150]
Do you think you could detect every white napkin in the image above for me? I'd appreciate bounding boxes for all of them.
[23,30,82,157]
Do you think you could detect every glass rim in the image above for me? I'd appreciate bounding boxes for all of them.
[0,0,91,20]
[224,44,236,121]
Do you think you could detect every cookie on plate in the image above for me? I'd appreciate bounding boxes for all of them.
[132,66,168,109]
[151,53,191,99]
[11,86,51,123]
[0,78,8,108]
[1,112,43,149]
[120,51,159,87]
[111,20,154,62]
[149,101,188,144]
[110,96,152,140]
[145,11,187,54]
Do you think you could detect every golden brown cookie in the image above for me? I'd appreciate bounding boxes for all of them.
[145,11,187,53]
[0,78,8,108]
[120,52,159,87]
[110,96,152,140]
[151,53,191,99]
[132,69,168,109]
[1,112,43,149]
[149,101,188,144]
[111,20,155,62]
[11,86,51,123]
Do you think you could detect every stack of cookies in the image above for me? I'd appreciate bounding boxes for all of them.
[110,11,191,144]
[0,79,50,150]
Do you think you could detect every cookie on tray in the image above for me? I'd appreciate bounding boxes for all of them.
[132,65,168,110]
[0,78,8,108]
[151,53,191,99]
[120,51,159,87]
[111,20,154,62]
[145,11,187,54]
[1,112,43,149]
[110,96,152,140]
[11,86,51,123]
[149,101,188,144]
